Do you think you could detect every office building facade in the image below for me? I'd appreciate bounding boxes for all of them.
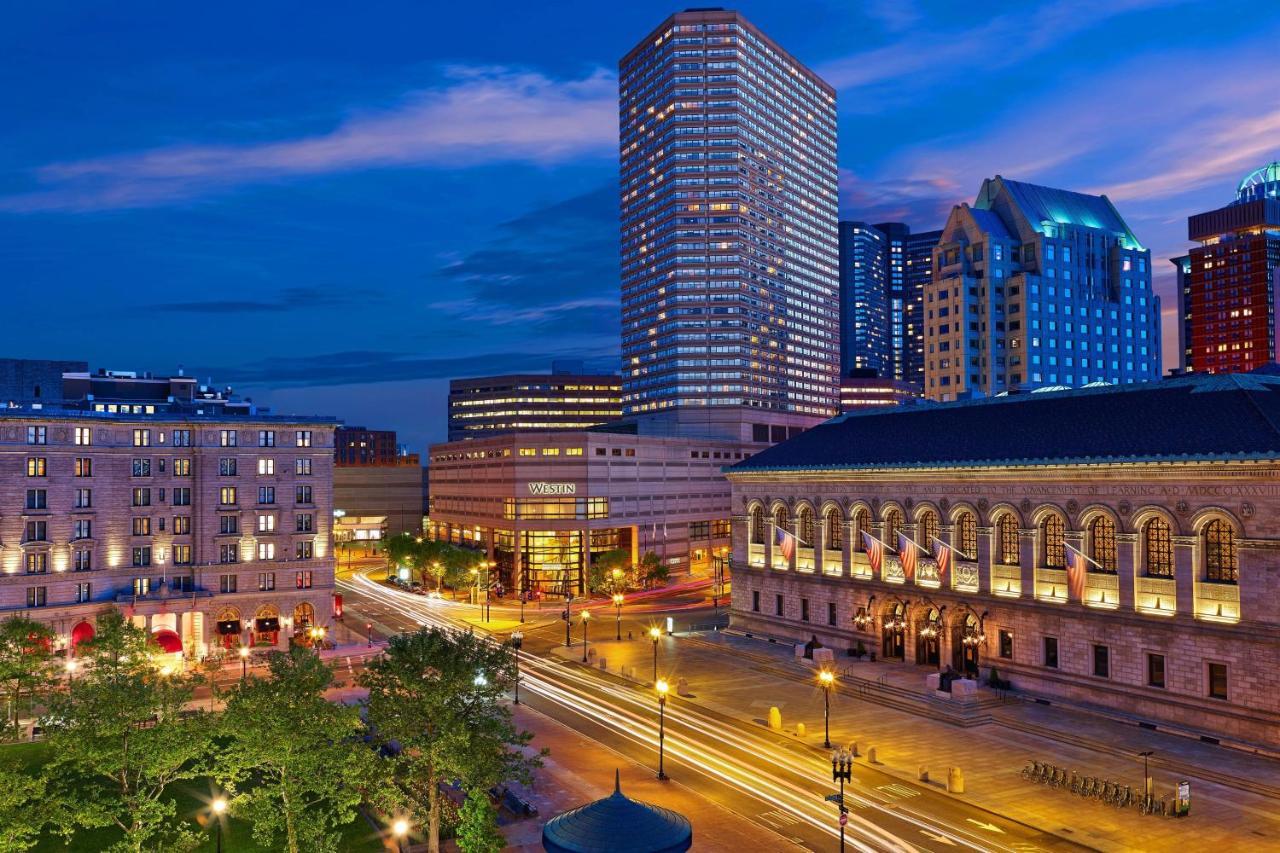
[839,371,920,412]
[727,373,1280,747]
[837,222,889,376]
[447,372,622,442]
[926,176,1161,400]
[877,222,941,387]
[1181,162,1280,374]
[619,8,841,433]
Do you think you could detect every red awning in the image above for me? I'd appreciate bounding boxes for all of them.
[70,621,95,649]
[152,629,182,654]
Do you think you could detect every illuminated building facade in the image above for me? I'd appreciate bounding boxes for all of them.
[1182,162,1280,374]
[447,371,622,441]
[335,426,401,466]
[926,176,1161,401]
[619,8,840,435]
[0,403,337,659]
[839,371,920,412]
[877,222,941,387]
[727,372,1280,746]
[837,222,889,376]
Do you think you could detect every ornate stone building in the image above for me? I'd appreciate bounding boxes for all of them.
[726,371,1280,747]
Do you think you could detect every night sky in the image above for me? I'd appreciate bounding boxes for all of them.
[3,1,1278,453]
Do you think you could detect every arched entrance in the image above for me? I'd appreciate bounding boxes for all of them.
[253,605,281,646]
[916,608,941,667]
[954,613,982,677]
[293,601,316,632]
[151,629,183,654]
[70,621,95,652]
[215,607,242,649]
[882,602,906,660]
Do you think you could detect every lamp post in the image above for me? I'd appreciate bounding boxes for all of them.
[563,596,573,647]
[65,658,77,694]
[649,626,661,684]
[366,622,373,648]
[818,669,835,748]
[1139,750,1154,808]
[391,818,409,853]
[831,749,852,853]
[431,561,441,592]
[655,678,670,780]
[511,632,524,705]
[580,610,591,662]
[612,593,624,641]
[238,646,249,681]
[470,566,480,607]
[211,796,227,853]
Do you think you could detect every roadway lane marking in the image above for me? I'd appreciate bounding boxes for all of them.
[876,783,922,800]
[966,819,1005,833]
[922,830,957,846]
[757,809,801,829]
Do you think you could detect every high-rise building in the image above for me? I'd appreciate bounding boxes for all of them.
[876,223,942,386]
[1182,162,1280,374]
[447,369,622,441]
[837,222,889,375]
[926,176,1161,400]
[335,426,401,466]
[619,8,840,437]
[1170,254,1193,372]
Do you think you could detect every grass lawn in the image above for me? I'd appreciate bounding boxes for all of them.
[3,741,386,852]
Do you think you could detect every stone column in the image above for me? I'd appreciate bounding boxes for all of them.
[1064,531,1086,603]
[939,523,955,590]
[764,519,776,571]
[730,514,748,566]
[1173,535,1197,617]
[841,520,853,578]
[871,522,886,580]
[813,519,826,576]
[1018,529,1037,598]
[975,526,993,594]
[1116,532,1137,611]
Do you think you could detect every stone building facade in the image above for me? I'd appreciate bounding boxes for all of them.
[726,372,1280,747]
[0,410,338,661]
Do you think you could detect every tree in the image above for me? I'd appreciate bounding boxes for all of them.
[383,532,420,581]
[588,549,630,595]
[455,789,504,853]
[217,646,381,853]
[0,616,55,741]
[636,551,669,589]
[0,765,45,853]
[41,609,212,853]
[360,628,542,853]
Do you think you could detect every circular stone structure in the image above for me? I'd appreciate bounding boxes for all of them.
[541,771,692,853]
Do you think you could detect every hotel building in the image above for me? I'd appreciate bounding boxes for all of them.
[927,177,1161,400]
[447,367,622,442]
[727,372,1280,746]
[0,360,337,659]
[619,7,841,439]
[1181,162,1280,374]
[837,222,890,376]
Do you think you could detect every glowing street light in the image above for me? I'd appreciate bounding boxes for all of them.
[391,817,410,853]
[649,626,661,683]
[238,646,249,681]
[211,796,228,853]
[655,678,670,781]
[580,609,591,663]
[612,592,625,641]
[818,669,835,748]
[510,631,524,705]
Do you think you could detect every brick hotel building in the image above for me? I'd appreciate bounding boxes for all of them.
[727,372,1280,746]
[0,361,337,660]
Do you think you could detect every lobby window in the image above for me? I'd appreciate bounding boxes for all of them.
[998,629,1014,659]
[1203,519,1238,583]
[775,594,783,616]
[1147,653,1165,689]
[752,590,760,612]
[827,601,837,626]
[1043,636,1058,669]
[1041,513,1065,568]
[1143,517,1173,577]
[800,598,809,622]
[74,426,92,446]
[1207,663,1228,700]
[27,426,46,445]
[26,457,46,477]
[1092,644,1110,678]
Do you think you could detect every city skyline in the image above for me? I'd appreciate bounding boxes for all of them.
[3,1,1280,451]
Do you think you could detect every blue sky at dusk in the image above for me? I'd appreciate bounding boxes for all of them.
[3,1,1278,452]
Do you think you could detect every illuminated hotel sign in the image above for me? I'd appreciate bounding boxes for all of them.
[528,482,577,496]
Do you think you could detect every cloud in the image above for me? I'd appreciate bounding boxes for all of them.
[154,285,379,314]
[861,0,923,33]
[839,169,961,228]
[0,66,617,212]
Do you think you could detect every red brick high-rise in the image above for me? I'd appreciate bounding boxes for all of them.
[1184,162,1280,373]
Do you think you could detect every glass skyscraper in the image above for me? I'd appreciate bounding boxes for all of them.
[837,222,888,376]
[619,9,840,426]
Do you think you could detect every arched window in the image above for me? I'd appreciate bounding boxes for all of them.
[796,506,815,546]
[1088,516,1117,573]
[1041,513,1065,568]
[884,508,903,544]
[998,514,1020,565]
[749,505,765,545]
[773,506,789,537]
[853,509,870,552]
[958,512,977,559]
[919,510,939,548]
[1143,517,1172,577]
[1204,519,1238,583]
[824,507,843,550]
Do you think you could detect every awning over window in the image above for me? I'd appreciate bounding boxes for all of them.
[152,629,182,654]
[255,617,280,633]
[216,620,241,636]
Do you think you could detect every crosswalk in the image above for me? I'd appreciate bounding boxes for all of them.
[876,783,922,800]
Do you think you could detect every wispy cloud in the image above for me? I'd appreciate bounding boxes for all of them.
[839,169,961,227]
[0,66,616,213]
[155,285,380,314]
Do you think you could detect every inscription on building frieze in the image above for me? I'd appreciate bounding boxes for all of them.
[841,482,1280,499]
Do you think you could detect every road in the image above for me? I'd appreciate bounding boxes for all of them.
[339,570,1084,853]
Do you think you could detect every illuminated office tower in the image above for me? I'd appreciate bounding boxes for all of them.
[619,8,840,440]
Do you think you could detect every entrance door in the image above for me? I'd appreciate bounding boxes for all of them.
[918,633,939,666]
[882,623,904,659]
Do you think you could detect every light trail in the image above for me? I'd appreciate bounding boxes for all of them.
[341,573,1030,853]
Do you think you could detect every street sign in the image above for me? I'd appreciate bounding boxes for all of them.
[824,793,843,804]
[839,813,848,827]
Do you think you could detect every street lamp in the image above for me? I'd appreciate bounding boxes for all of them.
[510,632,524,705]
[612,593,624,641]
[649,626,661,684]
[391,817,410,853]
[470,566,480,607]
[818,669,835,748]
[1139,750,1154,808]
[831,749,852,853]
[65,658,77,693]
[366,622,373,648]
[211,796,227,853]
[581,610,591,663]
[238,646,249,681]
[655,679,670,780]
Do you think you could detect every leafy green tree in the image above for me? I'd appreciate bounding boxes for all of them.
[383,532,420,581]
[0,765,46,853]
[41,609,212,853]
[217,646,381,853]
[360,628,542,853]
[636,551,669,589]
[0,616,55,741]
[588,549,631,594]
[455,789,504,853]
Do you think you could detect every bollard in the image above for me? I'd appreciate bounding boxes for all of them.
[947,767,964,794]
[796,722,806,738]
[597,657,607,670]
[867,746,878,764]
[769,707,783,731]
[677,677,689,696]
[918,766,930,783]
[849,741,860,758]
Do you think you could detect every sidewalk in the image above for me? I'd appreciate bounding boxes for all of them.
[552,629,1280,852]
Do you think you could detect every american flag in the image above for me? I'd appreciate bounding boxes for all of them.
[897,532,917,580]
[929,536,951,583]
[861,531,884,576]
[1064,542,1089,601]
[774,524,796,561]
